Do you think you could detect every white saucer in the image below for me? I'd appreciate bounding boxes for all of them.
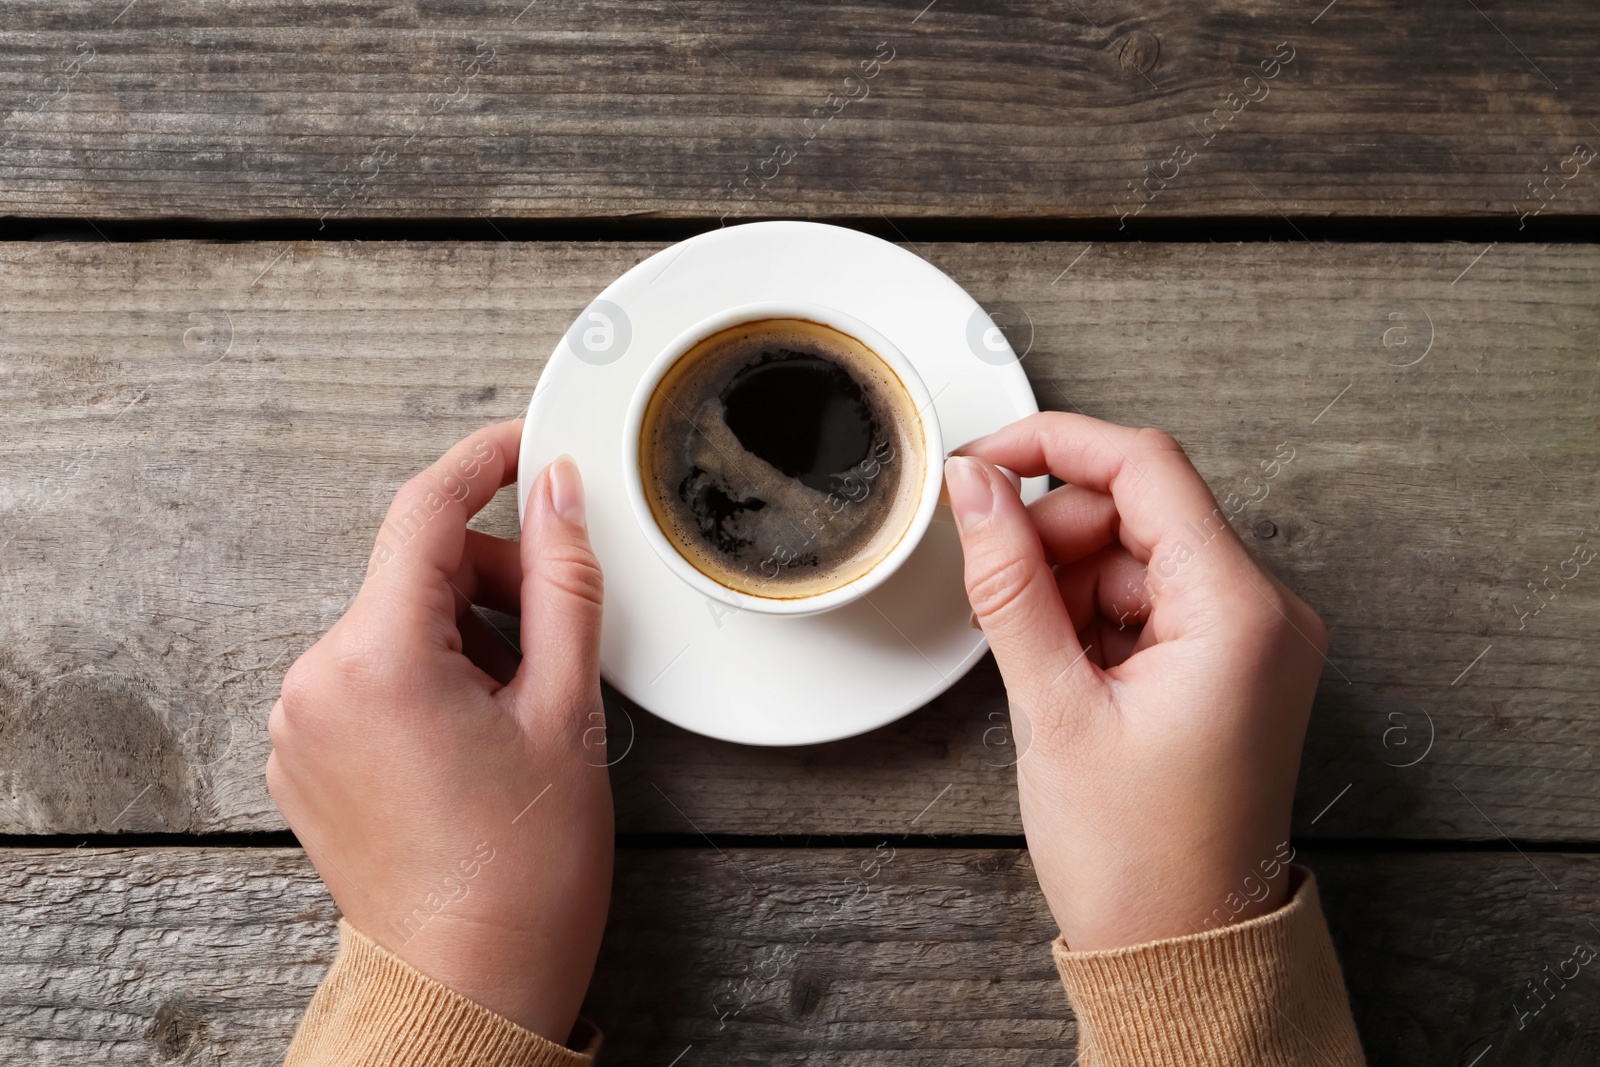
[518,222,1042,746]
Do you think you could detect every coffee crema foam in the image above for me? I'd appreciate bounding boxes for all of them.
[639,318,926,599]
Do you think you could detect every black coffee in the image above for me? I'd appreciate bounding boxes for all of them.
[639,318,926,598]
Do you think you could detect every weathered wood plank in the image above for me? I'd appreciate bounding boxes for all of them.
[1,240,1596,837]
[1,1,1598,221]
[2,847,1596,1065]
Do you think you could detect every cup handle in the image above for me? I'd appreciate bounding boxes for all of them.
[934,462,1022,523]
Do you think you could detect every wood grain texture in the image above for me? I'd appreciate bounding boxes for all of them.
[1,847,1596,1065]
[1,239,1596,838]
[1,1,1598,220]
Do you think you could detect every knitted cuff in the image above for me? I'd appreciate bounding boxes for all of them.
[1053,867,1365,1067]
[284,919,600,1067]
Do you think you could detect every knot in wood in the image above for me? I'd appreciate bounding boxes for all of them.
[145,995,207,1060]
[1117,28,1161,77]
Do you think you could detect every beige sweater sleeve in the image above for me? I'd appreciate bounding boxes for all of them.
[285,869,1358,1065]
[283,920,600,1067]
[1053,867,1365,1066]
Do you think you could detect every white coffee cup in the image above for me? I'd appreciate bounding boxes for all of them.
[621,302,945,617]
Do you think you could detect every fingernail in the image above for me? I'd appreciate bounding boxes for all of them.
[549,454,586,528]
[944,456,993,529]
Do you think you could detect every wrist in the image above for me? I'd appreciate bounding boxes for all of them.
[1046,842,1300,951]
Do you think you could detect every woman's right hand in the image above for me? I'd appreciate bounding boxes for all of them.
[944,413,1328,951]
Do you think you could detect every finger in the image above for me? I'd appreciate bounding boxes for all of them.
[503,456,604,734]
[1027,483,1120,565]
[459,608,523,686]
[957,412,1219,560]
[1053,545,1151,632]
[944,455,1099,709]
[957,412,1261,611]
[446,531,523,619]
[360,420,523,626]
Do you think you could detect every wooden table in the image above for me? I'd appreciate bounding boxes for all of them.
[3,3,1598,1064]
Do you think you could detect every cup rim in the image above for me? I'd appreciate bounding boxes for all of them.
[621,301,945,617]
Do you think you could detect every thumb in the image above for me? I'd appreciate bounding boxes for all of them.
[945,456,1090,707]
[508,455,605,729]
